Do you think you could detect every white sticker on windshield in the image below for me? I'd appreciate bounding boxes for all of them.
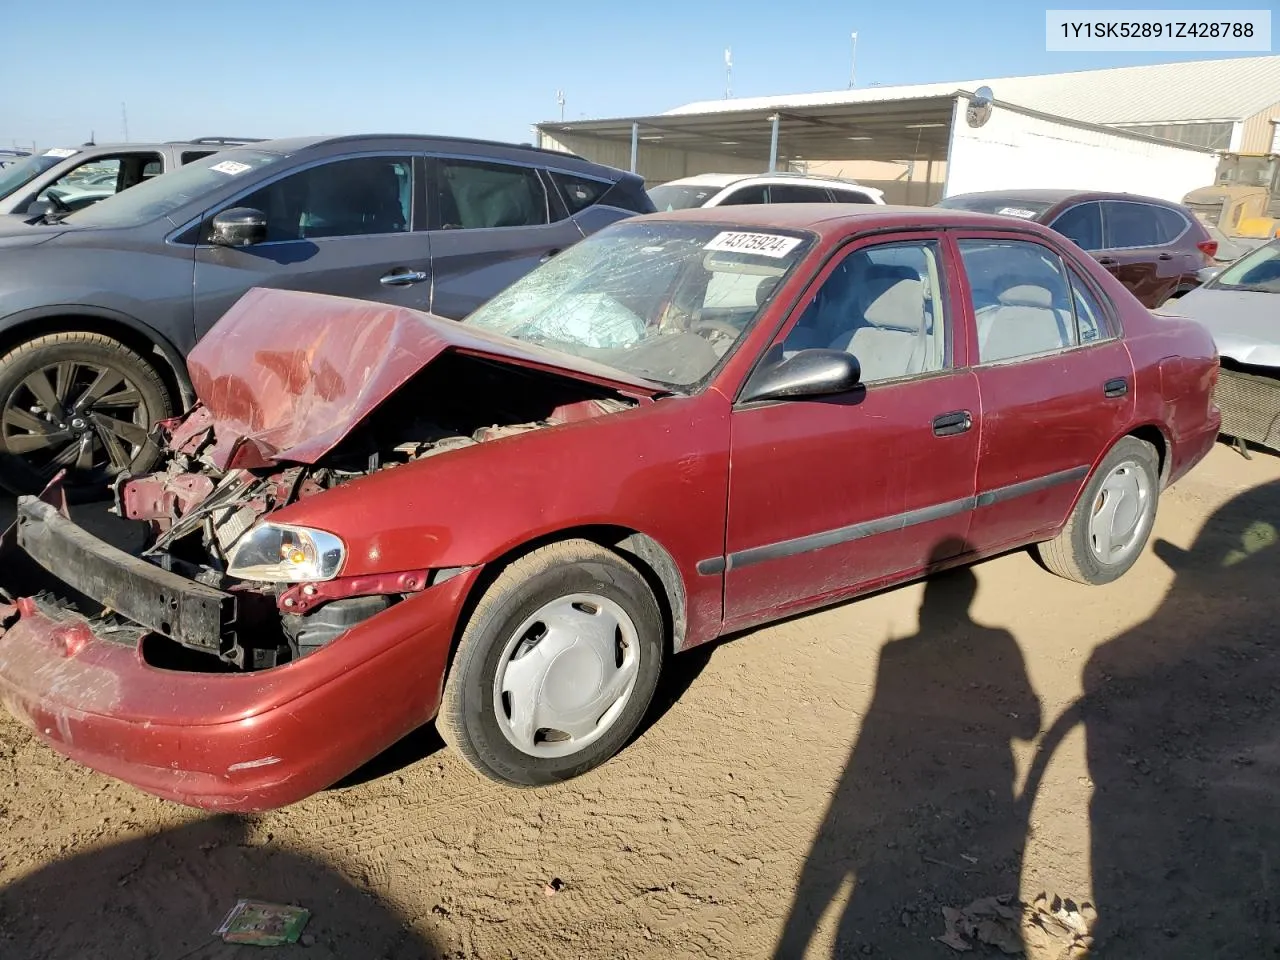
[704,231,802,258]
[997,206,1039,219]
[210,160,252,176]
[43,148,78,159]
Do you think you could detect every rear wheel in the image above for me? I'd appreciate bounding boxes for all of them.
[438,539,664,786]
[0,332,172,498]
[1035,436,1160,585]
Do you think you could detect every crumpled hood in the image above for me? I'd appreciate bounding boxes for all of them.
[1157,287,1280,368]
[186,287,660,466]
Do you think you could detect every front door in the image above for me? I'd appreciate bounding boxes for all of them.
[723,233,981,629]
[425,156,585,320]
[193,154,429,336]
[954,233,1135,552]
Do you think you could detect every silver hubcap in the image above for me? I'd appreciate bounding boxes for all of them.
[1088,459,1153,565]
[493,593,640,758]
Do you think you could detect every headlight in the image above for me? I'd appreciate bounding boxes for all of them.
[225,523,346,583]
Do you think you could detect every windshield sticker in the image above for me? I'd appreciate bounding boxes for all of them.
[997,206,1039,219]
[43,148,78,159]
[210,160,253,176]
[704,231,803,258]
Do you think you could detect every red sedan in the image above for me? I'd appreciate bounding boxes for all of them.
[0,205,1220,810]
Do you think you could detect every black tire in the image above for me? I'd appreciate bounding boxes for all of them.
[438,539,665,787]
[0,332,173,499]
[1035,436,1160,585]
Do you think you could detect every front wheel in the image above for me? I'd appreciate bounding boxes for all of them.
[438,539,665,786]
[1035,436,1160,585]
[0,332,172,498]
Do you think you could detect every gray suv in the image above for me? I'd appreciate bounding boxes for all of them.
[0,134,652,496]
[0,138,257,220]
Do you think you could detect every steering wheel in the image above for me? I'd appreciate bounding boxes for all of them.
[691,318,741,341]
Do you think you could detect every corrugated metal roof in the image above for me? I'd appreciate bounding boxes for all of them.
[666,55,1280,126]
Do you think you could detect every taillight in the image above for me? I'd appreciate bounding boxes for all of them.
[1197,239,1218,261]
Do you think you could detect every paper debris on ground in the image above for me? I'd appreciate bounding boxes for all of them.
[214,899,311,946]
[937,892,1096,958]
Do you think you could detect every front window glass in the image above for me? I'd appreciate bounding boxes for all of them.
[1050,202,1103,251]
[66,149,286,228]
[1212,241,1280,294]
[0,153,66,200]
[464,221,813,388]
[647,183,722,210]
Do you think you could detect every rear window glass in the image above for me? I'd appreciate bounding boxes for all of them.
[436,159,548,229]
[936,195,1056,219]
[551,172,609,214]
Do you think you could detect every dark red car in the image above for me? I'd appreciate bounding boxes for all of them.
[937,189,1219,308]
[0,204,1220,811]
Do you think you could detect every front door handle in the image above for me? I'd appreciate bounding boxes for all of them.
[380,269,428,286]
[1157,252,1173,261]
[932,410,973,437]
[1104,377,1129,398]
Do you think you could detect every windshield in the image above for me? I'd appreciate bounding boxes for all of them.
[648,183,724,211]
[65,149,286,228]
[464,220,813,388]
[1211,240,1280,294]
[935,195,1056,219]
[0,153,68,201]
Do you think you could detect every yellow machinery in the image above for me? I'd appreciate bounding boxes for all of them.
[1183,153,1280,241]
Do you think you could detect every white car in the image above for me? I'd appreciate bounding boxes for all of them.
[648,172,885,211]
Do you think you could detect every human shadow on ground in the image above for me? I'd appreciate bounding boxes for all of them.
[1026,479,1280,957]
[774,538,1041,957]
[0,815,449,960]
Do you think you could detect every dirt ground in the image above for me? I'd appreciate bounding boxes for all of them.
[2,441,1279,960]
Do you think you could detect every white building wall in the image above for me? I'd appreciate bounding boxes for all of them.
[945,99,1219,202]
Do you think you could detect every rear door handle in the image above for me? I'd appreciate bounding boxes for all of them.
[1096,256,1118,266]
[932,410,973,437]
[1104,377,1129,398]
[1157,252,1173,261]
[380,269,428,286]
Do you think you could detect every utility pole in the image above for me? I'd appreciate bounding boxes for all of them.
[121,102,129,141]
[849,32,858,89]
[724,48,733,99]
[556,90,565,122]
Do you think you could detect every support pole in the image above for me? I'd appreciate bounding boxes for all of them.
[925,157,934,205]
[630,122,639,173]
[768,114,780,172]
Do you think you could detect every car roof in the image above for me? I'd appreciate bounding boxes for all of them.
[658,171,875,190]
[239,134,620,176]
[641,202,1046,235]
[945,188,1185,207]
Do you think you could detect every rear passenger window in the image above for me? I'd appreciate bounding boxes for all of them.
[436,159,548,229]
[958,239,1077,363]
[1050,202,1103,251]
[768,184,831,203]
[1104,201,1160,248]
[831,188,876,204]
[550,173,608,214]
[1151,206,1189,244]
[782,240,948,383]
[1069,272,1109,344]
[181,151,216,165]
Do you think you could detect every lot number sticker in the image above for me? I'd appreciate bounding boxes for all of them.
[704,231,803,258]
[210,160,253,176]
[43,148,78,159]
[997,206,1040,219]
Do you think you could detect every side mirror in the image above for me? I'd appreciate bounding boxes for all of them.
[210,207,267,247]
[24,199,54,219]
[1196,265,1223,284]
[741,348,862,404]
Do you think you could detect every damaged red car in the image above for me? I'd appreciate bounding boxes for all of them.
[0,205,1220,811]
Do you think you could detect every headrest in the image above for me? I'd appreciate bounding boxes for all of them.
[864,278,925,331]
[755,275,782,307]
[997,284,1053,308]
[866,264,918,284]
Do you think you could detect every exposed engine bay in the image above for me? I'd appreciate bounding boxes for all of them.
[83,352,639,673]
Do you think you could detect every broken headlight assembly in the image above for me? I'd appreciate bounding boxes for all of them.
[225,523,346,583]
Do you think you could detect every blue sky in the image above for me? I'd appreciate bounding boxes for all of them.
[0,0,1271,149]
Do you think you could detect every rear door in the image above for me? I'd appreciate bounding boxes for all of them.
[954,232,1135,553]
[1096,200,1179,306]
[425,155,585,319]
[723,231,981,628]
[192,153,427,336]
